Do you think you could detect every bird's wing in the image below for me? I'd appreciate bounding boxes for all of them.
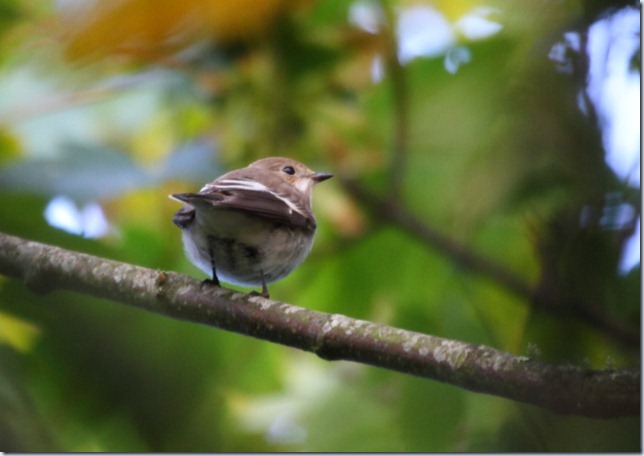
[172,205,195,229]
[170,178,316,231]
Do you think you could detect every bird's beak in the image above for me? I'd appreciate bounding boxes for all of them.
[312,172,333,183]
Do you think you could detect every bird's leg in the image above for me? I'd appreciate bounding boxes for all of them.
[201,237,221,288]
[249,270,270,299]
[260,271,269,298]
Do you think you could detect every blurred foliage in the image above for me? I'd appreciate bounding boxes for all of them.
[0,0,640,451]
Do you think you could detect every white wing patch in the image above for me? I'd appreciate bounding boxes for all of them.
[203,178,304,216]
[201,178,269,192]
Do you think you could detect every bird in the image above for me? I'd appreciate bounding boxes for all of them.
[170,157,332,298]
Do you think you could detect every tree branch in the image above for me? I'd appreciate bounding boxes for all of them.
[0,232,638,419]
[342,178,640,346]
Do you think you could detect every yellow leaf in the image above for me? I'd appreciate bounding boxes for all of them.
[0,310,41,353]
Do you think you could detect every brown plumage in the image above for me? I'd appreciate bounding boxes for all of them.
[170,157,332,297]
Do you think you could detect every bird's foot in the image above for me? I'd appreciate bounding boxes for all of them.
[200,278,220,289]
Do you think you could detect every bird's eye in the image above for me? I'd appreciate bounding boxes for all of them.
[282,166,295,175]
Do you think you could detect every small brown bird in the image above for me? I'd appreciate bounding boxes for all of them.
[170,157,332,298]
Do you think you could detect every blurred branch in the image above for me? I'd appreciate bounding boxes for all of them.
[342,178,640,346]
[381,1,409,198]
[342,178,534,296]
[0,232,638,419]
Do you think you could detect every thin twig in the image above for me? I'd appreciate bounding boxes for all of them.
[0,231,639,418]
